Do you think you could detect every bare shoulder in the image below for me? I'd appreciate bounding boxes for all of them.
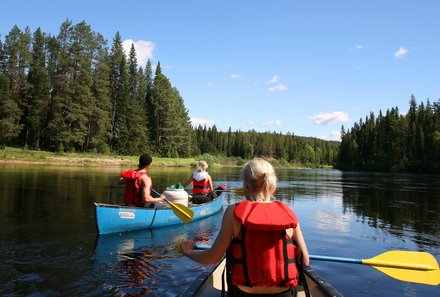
[223,204,236,219]
[139,173,151,185]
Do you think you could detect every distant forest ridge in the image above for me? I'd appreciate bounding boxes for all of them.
[337,95,440,173]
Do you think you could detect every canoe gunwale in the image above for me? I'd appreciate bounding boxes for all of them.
[303,266,344,297]
[94,193,222,210]
[94,194,224,234]
[182,258,344,297]
[182,258,225,297]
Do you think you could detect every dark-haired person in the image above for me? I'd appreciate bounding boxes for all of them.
[118,153,165,208]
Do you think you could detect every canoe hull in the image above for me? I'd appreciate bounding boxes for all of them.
[94,194,224,234]
[183,258,343,297]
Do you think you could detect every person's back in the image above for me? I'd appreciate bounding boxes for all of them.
[118,153,165,207]
[183,160,214,204]
[120,169,149,206]
[180,158,310,296]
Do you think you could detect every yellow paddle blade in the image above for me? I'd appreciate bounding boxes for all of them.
[363,251,440,285]
[165,199,194,224]
[231,188,245,195]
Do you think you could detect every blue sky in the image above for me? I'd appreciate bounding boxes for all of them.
[1,0,439,141]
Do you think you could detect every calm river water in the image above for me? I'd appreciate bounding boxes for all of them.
[0,164,439,296]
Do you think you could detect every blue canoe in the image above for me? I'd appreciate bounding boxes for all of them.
[94,194,224,234]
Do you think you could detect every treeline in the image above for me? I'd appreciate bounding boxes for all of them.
[337,95,440,173]
[194,126,340,167]
[0,20,338,167]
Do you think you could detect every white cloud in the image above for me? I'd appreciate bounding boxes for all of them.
[348,44,364,52]
[122,39,155,67]
[262,120,282,127]
[310,111,349,125]
[191,118,215,128]
[319,130,341,141]
[394,46,408,59]
[230,73,243,80]
[267,75,280,84]
[268,84,288,92]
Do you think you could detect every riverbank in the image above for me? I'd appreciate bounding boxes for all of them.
[0,147,239,168]
[0,147,318,169]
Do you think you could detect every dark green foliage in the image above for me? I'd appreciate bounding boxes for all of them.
[0,21,339,167]
[24,27,51,150]
[193,125,339,167]
[337,96,440,173]
[0,74,22,147]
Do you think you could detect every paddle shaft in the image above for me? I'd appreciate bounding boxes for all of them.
[311,255,435,271]
[193,244,437,271]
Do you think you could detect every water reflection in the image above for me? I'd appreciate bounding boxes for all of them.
[1,165,439,296]
[92,213,223,296]
[340,171,440,248]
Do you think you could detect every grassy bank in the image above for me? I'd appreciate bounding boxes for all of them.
[0,147,241,168]
[0,147,318,169]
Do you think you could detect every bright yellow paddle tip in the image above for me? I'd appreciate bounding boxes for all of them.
[364,251,440,286]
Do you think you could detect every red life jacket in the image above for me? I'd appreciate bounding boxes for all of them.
[120,170,152,207]
[192,175,210,195]
[227,200,301,288]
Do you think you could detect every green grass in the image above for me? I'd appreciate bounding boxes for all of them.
[0,147,240,168]
[0,147,329,169]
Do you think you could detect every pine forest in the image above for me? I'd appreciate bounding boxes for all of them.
[1,21,439,173]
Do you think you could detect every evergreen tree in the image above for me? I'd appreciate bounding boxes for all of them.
[4,25,32,135]
[25,27,51,150]
[0,74,22,147]
[45,20,74,151]
[45,21,101,152]
[125,43,150,155]
[87,32,112,153]
[143,60,156,151]
[0,35,5,74]
[108,31,129,153]
[151,63,192,157]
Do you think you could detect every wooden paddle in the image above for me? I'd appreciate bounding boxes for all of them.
[151,189,194,223]
[189,243,440,286]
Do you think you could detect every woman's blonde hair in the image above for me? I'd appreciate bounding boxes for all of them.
[240,158,277,200]
[197,160,208,172]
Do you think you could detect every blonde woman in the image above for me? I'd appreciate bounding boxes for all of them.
[180,158,309,296]
[183,160,214,204]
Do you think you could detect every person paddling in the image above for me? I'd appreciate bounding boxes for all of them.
[118,153,165,208]
[183,160,214,204]
[180,157,310,296]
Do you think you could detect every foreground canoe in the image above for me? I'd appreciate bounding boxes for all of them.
[183,258,343,297]
[94,194,224,234]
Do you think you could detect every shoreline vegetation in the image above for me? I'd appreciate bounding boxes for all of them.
[0,147,320,169]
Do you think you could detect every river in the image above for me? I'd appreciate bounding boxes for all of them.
[0,164,439,296]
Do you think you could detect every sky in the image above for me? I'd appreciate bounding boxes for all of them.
[1,0,439,141]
